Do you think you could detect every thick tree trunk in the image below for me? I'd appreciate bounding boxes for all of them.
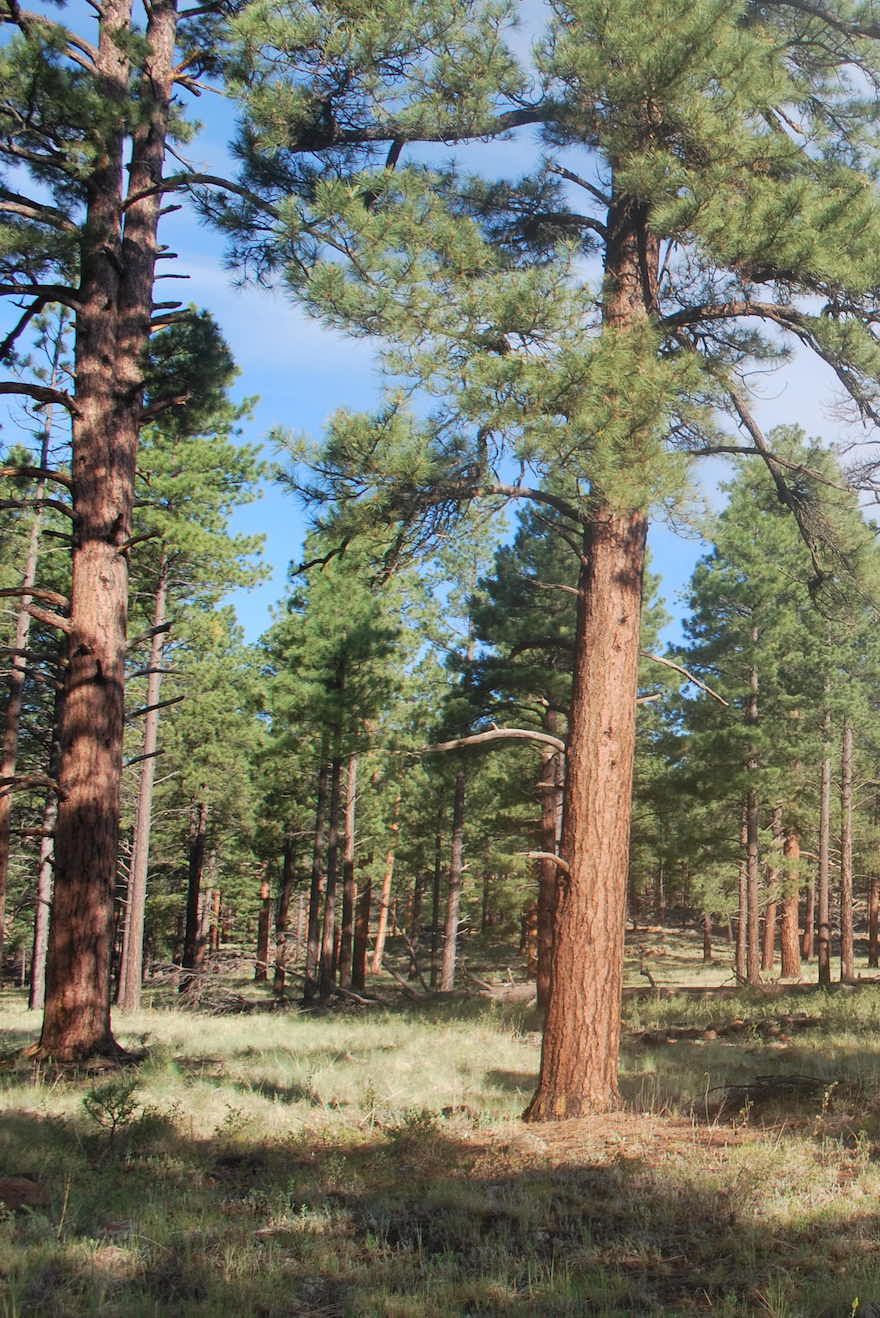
[318,754,343,999]
[274,836,295,994]
[371,792,400,973]
[524,508,647,1119]
[303,757,329,1003]
[117,555,168,1011]
[780,829,802,979]
[255,875,271,982]
[179,798,208,992]
[440,768,466,992]
[36,0,176,1060]
[840,718,854,983]
[817,739,832,988]
[352,878,370,992]
[338,753,358,990]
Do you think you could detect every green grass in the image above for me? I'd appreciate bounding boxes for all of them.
[2,944,880,1314]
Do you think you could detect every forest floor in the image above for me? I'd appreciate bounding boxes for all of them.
[1,931,880,1316]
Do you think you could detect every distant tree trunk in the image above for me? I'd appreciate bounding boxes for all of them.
[537,722,562,1012]
[209,888,221,954]
[745,652,760,986]
[702,912,712,964]
[524,503,647,1120]
[655,860,666,926]
[869,875,880,969]
[430,825,442,988]
[407,870,425,979]
[352,878,370,992]
[273,836,295,995]
[318,754,343,999]
[801,877,815,961]
[28,675,64,1012]
[840,718,854,984]
[371,792,400,973]
[179,798,208,992]
[303,757,329,1003]
[523,903,539,979]
[736,806,748,982]
[0,430,52,983]
[480,871,492,934]
[762,806,782,974]
[117,552,169,1012]
[817,735,832,989]
[338,753,358,990]
[440,767,466,992]
[255,874,271,982]
[780,829,802,979]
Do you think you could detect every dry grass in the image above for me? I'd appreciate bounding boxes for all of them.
[0,939,879,1314]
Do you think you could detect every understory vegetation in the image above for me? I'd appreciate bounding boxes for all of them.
[2,931,880,1317]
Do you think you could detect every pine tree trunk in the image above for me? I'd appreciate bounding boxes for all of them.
[407,870,425,979]
[537,719,562,1011]
[28,672,64,1012]
[36,0,177,1061]
[480,871,492,935]
[702,912,713,964]
[179,798,208,993]
[762,806,782,974]
[524,507,647,1119]
[303,757,329,1003]
[318,755,343,999]
[210,888,221,954]
[840,718,854,983]
[352,879,370,991]
[0,419,54,983]
[255,875,271,982]
[801,877,815,960]
[430,827,442,989]
[117,554,169,1011]
[736,806,748,982]
[817,737,832,989]
[869,876,880,969]
[274,836,295,994]
[371,792,400,973]
[780,829,802,979]
[745,652,760,986]
[440,768,466,992]
[338,753,358,990]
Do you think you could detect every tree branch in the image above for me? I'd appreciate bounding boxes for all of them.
[0,585,68,610]
[0,382,79,415]
[640,652,730,705]
[420,727,565,755]
[24,604,71,632]
[522,850,571,875]
[0,465,72,490]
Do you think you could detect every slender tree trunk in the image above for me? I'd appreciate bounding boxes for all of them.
[430,826,442,989]
[736,806,748,982]
[352,878,370,992]
[840,718,854,983]
[179,798,208,992]
[407,870,425,979]
[818,734,832,988]
[210,888,221,955]
[702,912,713,964]
[745,650,760,986]
[762,806,782,974]
[780,829,802,979]
[36,0,178,1061]
[655,860,666,926]
[274,836,295,994]
[440,768,466,992]
[27,670,64,1012]
[802,876,815,960]
[255,874,271,982]
[480,871,492,934]
[303,757,329,1003]
[537,718,562,1012]
[869,875,880,969]
[0,418,54,982]
[318,754,343,999]
[338,753,358,990]
[117,554,169,1011]
[371,792,400,973]
[525,507,647,1118]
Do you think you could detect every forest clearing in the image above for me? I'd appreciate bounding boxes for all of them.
[1,928,880,1316]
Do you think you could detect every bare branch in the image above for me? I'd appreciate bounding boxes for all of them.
[126,695,184,721]
[0,382,79,415]
[25,604,71,632]
[0,496,74,519]
[420,727,565,755]
[0,465,72,490]
[640,651,730,706]
[522,850,571,875]
[0,585,68,610]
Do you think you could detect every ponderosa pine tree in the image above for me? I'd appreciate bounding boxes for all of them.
[224,0,880,1113]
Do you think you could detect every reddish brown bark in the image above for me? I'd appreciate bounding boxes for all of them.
[524,507,647,1119]
[37,0,177,1060]
[762,807,782,974]
[780,830,802,979]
